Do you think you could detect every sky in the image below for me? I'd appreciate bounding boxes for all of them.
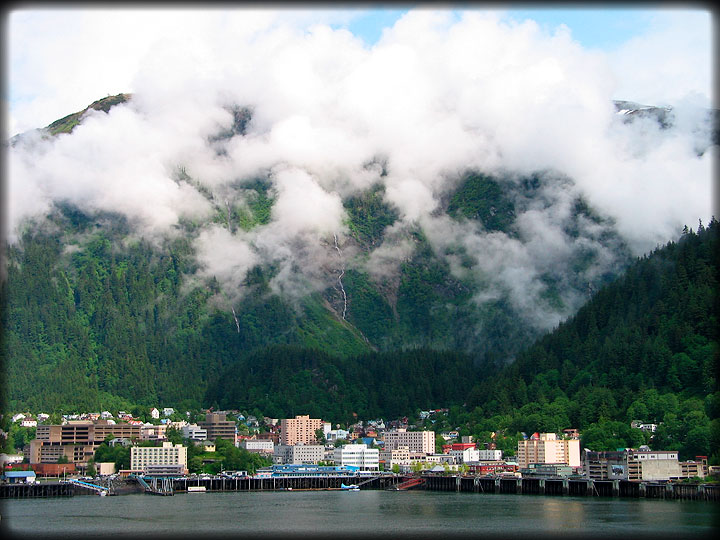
[4,6,714,135]
[3,5,716,332]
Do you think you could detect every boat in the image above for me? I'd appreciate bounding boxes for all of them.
[340,483,360,491]
[188,486,207,493]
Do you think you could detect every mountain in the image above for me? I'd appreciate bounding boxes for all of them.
[0,95,712,416]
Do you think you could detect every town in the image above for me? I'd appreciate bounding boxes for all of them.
[1,405,714,495]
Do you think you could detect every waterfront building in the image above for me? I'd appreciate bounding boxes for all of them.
[477,449,503,461]
[273,444,324,464]
[680,456,708,478]
[584,449,681,481]
[379,446,411,469]
[449,447,480,463]
[130,442,188,475]
[280,415,324,446]
[382,429,435,454]
[199,413,237,443]
[520,463,575,477]
[27,420,141,466]
[334,443,379,471]
[516,433,581,468]
[258,464,359,477]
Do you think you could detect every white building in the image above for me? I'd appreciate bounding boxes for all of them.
[241,439,275,455]
[130,442,187,474]
[326,429,350,442]
[181,424,208,441]
[449,448,480,463]
[163,408,175,417]
[150,408,160,420]
[333,444,379,471]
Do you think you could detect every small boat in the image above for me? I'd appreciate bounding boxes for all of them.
[188,486,207,493]
[340,483,360,491]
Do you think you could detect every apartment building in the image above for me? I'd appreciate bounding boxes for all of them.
[382,429,435,454]
[333,443,379,471]
[379,446,411,469]
[516,433,581,468]
[280,415,324,446]
[130,442,188,474]
[241,439,275,455]
[27,421,141,466]
[199,413,237,443]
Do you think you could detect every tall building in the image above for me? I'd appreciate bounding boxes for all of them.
[199,413,237,443]
[383,429,435,454]
[280,415,324,446]
[516,433,580,468]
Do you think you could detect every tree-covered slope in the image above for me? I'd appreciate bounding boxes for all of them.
[460,218,718,460]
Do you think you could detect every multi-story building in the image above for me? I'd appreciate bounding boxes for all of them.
[516,433,580,468]
[27,420,141,466]
[199,413,237,443]
[140,423,168,442]
[280,415,324,446]
[181,424,208,441]
[382,429,435,454]
[478,449,503,461]
[680,456,708,478]
[449,448,480,463]
[584,449,681,481]
[379,446,411,469]
[130,442,188,474]
[273,444,325,465]
[241,439,275,455]
[333,443,379,471]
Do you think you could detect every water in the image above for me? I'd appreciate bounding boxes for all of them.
[1,490,716,538]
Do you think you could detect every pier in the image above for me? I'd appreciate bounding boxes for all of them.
[420,475,720,501]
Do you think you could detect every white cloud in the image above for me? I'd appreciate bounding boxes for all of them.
[5,6,714,326]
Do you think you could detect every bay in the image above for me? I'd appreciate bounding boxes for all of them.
[1,490,716,538]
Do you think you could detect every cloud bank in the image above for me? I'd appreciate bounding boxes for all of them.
[6,8,715,331]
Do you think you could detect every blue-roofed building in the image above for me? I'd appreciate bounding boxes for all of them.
[2,470,37,484]
[256,464,360,478]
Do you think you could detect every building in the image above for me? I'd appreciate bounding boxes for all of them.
[181,424,208,442]
[273,444,325,465]
[379,446,411,469]
[584,449,681,481]
[449,447,480,463]
[140,423,168,442]
[467,462,519,476]
[27,420,141,466]
[241,439,275,455]
[280,415,324,446]
[198,413,237,443]
[478,449,503,461]
[680,457,708,478]
[2,471,37,484]
[516,433,580,469]
[383,429,435,454]
[130,442,188,475]
[520,463,575,477]
[333,443,379,471]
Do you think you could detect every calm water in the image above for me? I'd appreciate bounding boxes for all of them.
[1,490,717,538]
